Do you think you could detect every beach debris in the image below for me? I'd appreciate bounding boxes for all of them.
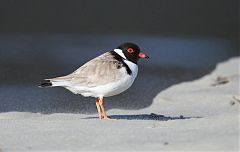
[163,142,169,145]
[229,101,235,106]
[232,95,240,103]
[229,96,240,106]
[211,76,229,86]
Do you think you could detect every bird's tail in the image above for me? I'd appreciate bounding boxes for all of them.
[39,78,70,88]
[39,79,53,87]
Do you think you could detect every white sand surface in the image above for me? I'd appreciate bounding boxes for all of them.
[0,57,239,152]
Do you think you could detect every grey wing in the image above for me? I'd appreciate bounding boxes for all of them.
[51,52,123,87]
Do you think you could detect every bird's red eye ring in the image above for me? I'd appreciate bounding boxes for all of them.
[127,48,134,53]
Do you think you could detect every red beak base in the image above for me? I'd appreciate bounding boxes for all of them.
[138,52,149,59]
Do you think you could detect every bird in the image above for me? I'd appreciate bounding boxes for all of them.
[39,42,149,120]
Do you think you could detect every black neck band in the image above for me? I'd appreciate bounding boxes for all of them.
[110,51,132,75]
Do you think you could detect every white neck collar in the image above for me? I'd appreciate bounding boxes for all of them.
[113,49,127,60]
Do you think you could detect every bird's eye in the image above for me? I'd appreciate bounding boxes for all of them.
[127,48,134,53]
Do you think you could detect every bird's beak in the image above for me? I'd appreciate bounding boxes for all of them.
[138,52,149,59]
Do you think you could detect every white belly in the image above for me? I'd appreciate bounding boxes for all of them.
[88,70,137,97]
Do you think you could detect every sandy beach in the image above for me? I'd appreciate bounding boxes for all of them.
[0,1,238,151]
[0,57,239,151]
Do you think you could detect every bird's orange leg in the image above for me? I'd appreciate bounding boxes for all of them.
[95,98,102,119]
[99,97,109,120]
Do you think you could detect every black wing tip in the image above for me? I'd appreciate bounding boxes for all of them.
[39,80,52,87]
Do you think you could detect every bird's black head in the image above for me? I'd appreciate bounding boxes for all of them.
[117,42,149,64]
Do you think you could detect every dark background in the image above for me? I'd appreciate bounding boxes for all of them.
[0,0,239,114]
[0,0,238,37]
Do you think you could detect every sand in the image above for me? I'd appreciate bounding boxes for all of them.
[0,57,239,152]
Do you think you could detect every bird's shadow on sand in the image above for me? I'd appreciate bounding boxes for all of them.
[83,113,201,121]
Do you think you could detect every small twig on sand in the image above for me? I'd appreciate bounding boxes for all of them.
[211,76,229,86]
